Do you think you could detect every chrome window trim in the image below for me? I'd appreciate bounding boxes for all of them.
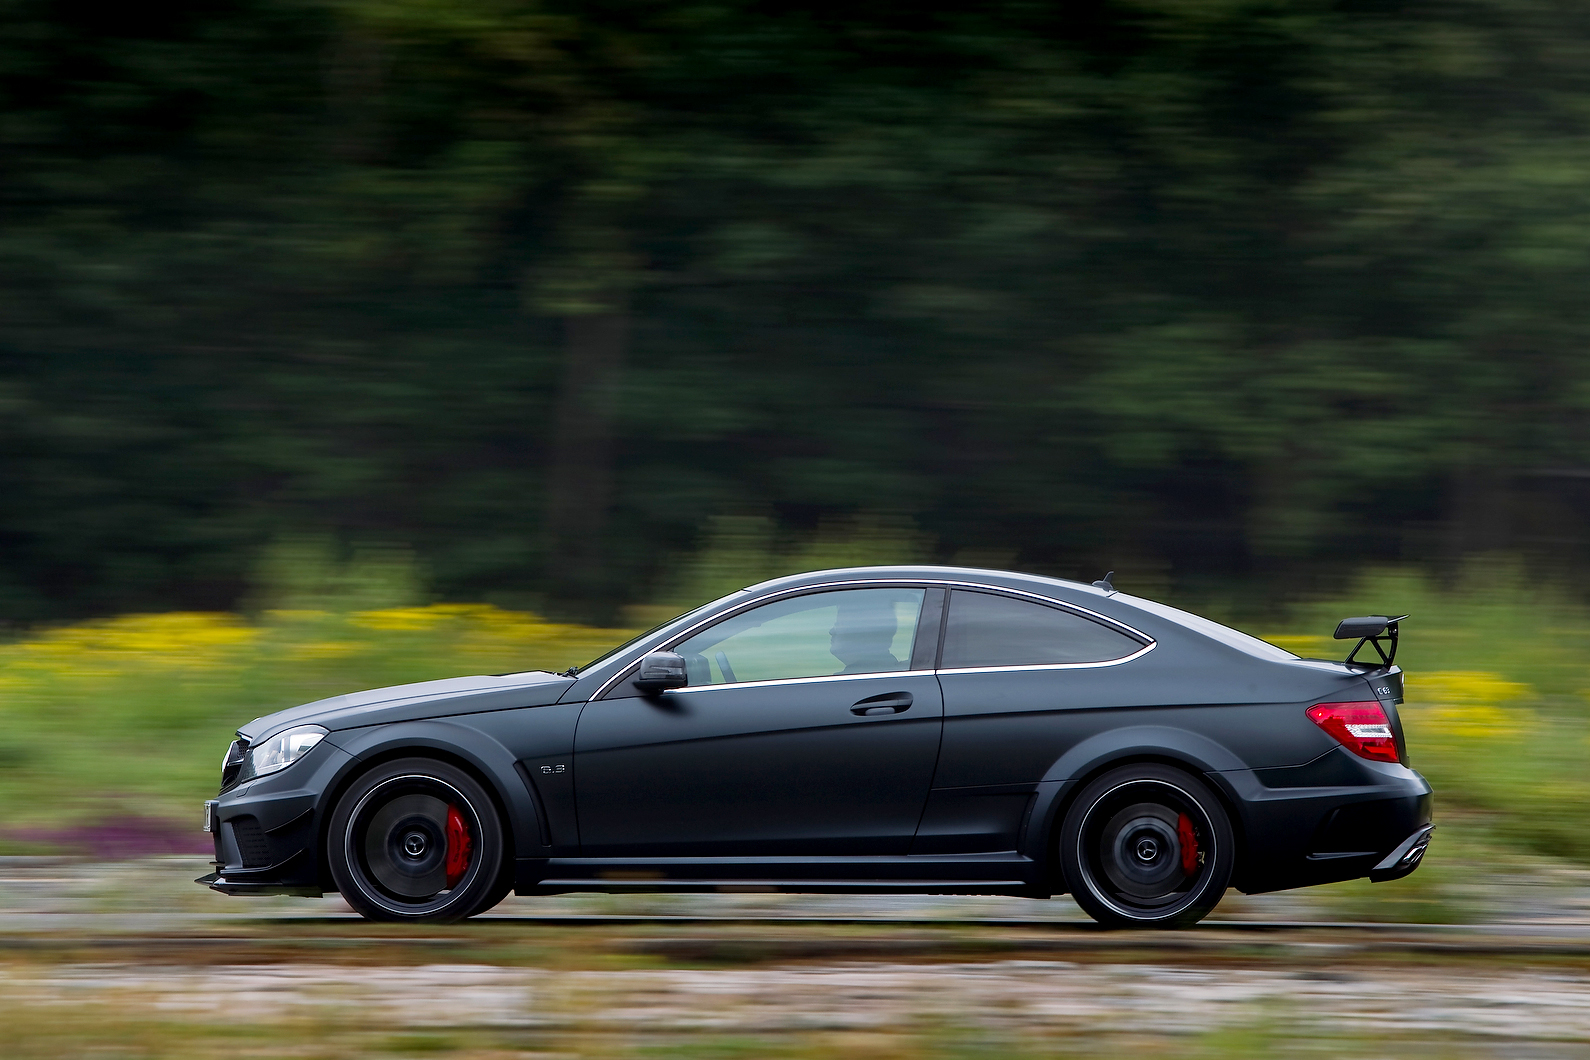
[590,579,1156,701]
[663,669,935,696]
[934,640,1157,676]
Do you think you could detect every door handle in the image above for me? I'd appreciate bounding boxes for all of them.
[851,691,913,716]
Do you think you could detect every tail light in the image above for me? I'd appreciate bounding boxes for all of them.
[1306,701,1401,763]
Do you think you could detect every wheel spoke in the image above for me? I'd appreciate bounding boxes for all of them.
[361,792,451,899]
[332,761,501,922]
[1079,779,1217,919]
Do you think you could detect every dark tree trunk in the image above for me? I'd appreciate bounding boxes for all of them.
[1444,468,1513,563]
[544,310,628,614]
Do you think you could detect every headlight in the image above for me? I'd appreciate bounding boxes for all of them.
[238,725,327,782]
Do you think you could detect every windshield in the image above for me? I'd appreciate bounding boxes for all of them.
[568,597,733,674]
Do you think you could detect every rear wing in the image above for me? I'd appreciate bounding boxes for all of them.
[1333,615,1408,670]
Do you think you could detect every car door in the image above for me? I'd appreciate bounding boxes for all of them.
[574,586,945,857]
[914,588,1152,854]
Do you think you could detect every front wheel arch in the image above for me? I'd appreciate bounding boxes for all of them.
[316,745,518,894]
[325,755,513,921]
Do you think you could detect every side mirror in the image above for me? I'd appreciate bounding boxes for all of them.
[634,650,688,692]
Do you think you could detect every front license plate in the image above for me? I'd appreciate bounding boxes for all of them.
[203,800,218,833]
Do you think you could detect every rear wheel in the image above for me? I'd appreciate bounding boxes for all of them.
[327,758,507,922]
[1059,763,1234,928]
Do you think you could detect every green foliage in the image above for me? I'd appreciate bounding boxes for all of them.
[657,514,933,612]
[0,604,633,834]
[4,1,1590,618]
[1,558,1589,885]
[1259,561,1590,864]
[247,537,427,613]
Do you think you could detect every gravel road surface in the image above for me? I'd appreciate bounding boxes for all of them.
[10,856,1590,1057]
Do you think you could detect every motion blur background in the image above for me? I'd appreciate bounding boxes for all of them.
[2,0,1590,895]
[11,7,1590,1056]
[11,0,1590,623]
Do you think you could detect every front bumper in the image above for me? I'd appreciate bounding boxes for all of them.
[197,741,356,897]
[194,870,322,897]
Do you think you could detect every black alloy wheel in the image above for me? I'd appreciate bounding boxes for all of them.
[327,758,510,922]
[1059,763,1234,928]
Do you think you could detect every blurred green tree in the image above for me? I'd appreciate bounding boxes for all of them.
[4,0,1590,621]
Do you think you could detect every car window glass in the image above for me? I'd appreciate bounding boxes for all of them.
[941,590,1143,668]
[674,588,926,684]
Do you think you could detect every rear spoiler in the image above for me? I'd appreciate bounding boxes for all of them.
[1333,615,1408,670]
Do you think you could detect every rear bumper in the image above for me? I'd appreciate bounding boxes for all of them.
[1213,749,1433,894]
[1370,824,1433,883]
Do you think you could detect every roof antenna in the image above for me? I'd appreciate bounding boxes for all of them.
[1092,570,1115,592]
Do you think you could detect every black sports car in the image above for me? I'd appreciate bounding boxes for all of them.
[199,566,1432,927]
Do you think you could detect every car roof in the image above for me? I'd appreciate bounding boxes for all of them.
[739,565,1303,664]
[742,565,1112,600]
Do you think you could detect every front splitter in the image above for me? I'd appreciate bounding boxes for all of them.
[195,870,323,898]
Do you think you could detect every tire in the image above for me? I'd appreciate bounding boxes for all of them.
[1059,763,1234,929]
[474,864,516,916]
[327,757,508,922]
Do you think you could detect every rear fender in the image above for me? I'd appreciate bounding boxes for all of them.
[1022,725,1248,867]
[325,721,544,860]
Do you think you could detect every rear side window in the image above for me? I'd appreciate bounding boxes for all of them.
[940,590,1144,668]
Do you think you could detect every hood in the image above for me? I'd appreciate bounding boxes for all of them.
[237,670,574,741]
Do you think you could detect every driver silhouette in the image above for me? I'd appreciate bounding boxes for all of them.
[829,597,901,674]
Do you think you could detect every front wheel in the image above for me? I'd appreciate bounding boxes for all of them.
[1059,763,1234,928]
[327,758,508,922]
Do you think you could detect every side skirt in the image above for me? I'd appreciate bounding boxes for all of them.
[514,852,1048,897]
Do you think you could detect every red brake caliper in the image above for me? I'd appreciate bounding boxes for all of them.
[444,804,472,889]
[1177,812,1199,875]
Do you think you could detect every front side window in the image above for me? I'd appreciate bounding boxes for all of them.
[940,590,1144,668]
[673,587,926,685]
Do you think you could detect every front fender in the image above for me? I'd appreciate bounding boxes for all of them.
[1021,725,1248,866]
[325,720,544,860]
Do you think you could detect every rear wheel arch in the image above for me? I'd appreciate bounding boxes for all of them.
[1035,752,1247,892]
[1056,760,1237,926]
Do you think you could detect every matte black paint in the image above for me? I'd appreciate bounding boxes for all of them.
[575,673,944,856]
[200,566,1432,904]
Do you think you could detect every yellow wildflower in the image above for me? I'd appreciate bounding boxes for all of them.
[1404,670,1533,740]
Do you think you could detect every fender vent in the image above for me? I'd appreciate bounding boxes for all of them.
[231,815,272,868]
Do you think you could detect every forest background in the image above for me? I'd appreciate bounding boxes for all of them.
[8,0,1590,622]
[4,0,1590,896]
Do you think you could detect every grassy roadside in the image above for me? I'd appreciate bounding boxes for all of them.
[0,560,1582,880]
[0,606,633,843]
[1257,564,1590,866]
